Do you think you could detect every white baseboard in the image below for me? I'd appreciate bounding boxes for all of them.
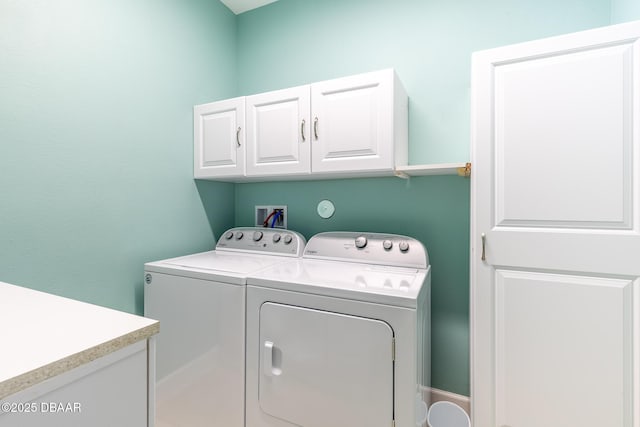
[421,386,470,418]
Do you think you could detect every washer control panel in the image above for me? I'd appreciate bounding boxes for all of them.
[304,232,428,269]
[216,227,306,256]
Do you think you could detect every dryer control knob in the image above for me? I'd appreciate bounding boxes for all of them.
[235,231,244,240]
[225,231,234,240]
[273,234,281,243]
[355,236,368,249]
[399,241,410,252]
[253,231,263,242]
[283,234,293,245]
[383,240,393,250]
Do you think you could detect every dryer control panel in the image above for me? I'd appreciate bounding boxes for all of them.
[303,232,428,269]
[216,227,306,257]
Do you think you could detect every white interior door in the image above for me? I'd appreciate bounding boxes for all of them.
[258,302,394,427]
[246,86,310,176]
[471,21,640,427]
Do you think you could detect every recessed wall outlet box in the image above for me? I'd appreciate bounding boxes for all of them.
[255,205,287,229]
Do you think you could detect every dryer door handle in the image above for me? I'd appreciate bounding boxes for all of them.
[263,341,274,377]
[263,340,282,377]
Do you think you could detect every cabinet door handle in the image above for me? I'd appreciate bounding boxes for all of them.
[301,119,306,142]
[313,117,319,140]
[236,127,241,147]
[481,233,486,261]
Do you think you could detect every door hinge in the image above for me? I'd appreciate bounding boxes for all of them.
[392,420,395,427]
[392,337,396,361]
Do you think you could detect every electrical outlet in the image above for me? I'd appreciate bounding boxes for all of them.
[255,205,287,229]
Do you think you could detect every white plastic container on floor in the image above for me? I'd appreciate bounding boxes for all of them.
[427,401,470,427]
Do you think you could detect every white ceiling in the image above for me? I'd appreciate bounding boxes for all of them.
[220,0,279,15]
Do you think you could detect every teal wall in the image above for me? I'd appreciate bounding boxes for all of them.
[0,0,236,314]
[1,0,624,399]
[611,0,640,22]
[235,176,471,393]
[235,0,612,396]
[237,0,610,164]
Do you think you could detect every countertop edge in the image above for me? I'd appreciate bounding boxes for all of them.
[0,321,159,400]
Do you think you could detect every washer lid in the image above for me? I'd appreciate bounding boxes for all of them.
[247,258,429,308]
[145,250,295,285]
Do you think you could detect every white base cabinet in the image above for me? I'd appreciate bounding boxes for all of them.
[195,69,408,181]
[0,340,154,427]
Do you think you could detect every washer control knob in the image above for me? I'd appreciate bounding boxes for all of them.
[283,234,293,245]
[355,236,368,249]
[383,240,393,250]
[235,231,244,240]
[399,241,410,252]
[225,231,234,240]
[253,231,263,242]
[273,234,281,243]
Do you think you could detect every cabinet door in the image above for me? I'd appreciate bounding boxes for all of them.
[471,21,640,427]
[311,69,406,174]
[258,303,394,427]
[246,86,311,177]
[0,343,148,427]
[193,97,245,179]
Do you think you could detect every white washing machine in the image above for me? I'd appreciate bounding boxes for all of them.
[144,227,306,427]
[245,232,431,427]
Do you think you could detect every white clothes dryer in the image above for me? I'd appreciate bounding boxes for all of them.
[245,232,431,427]
[144,227,306,427]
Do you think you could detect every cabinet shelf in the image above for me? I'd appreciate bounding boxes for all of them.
[394,162,471,178]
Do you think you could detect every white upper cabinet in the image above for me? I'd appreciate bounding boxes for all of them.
[194,97,245,180]
[194,69,408,181]
[311,69,407,175]
[246,86,311,177]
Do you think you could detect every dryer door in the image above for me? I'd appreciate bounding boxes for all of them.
[259,302,394,427]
